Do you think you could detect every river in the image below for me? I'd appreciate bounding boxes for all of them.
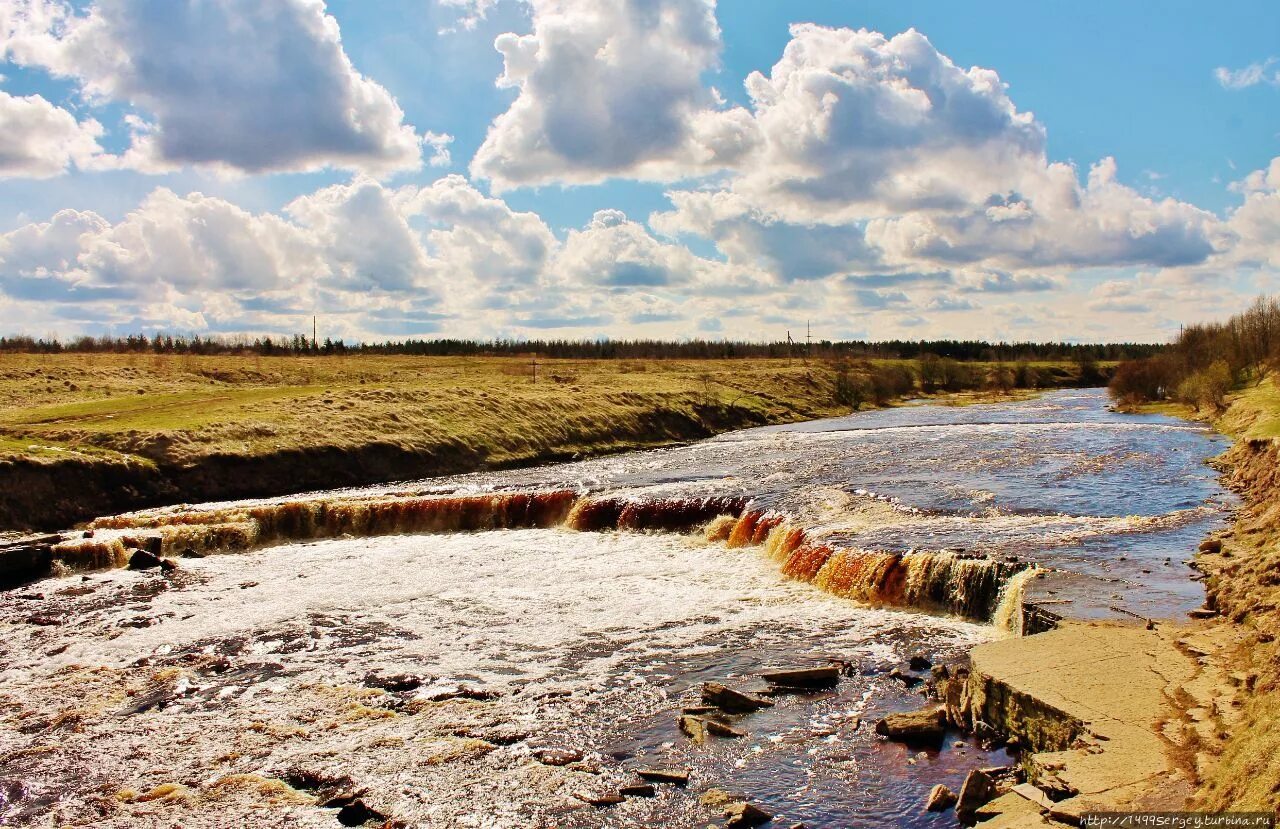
[0,389,1233,827]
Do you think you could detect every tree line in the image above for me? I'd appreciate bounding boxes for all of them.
[1109,296,1280,410]
[0,332,1165,363]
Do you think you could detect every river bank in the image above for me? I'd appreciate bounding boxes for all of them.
[939,377,1280,824]
[0,354,1091,532]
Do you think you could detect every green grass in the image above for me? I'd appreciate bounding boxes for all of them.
[1224,377,1280,440]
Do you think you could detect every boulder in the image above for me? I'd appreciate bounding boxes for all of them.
[723,801,773,828]
[909,654,932,671]
[925,783,957,812]
[0,537,56,588]
[759,666,839,688]
[703,682,773,713]
[127,549,163,570]
[874,707,946,741]
[335,799,386,826]
[1198,539,1222,554]
[956,768,997,818]
[159,558,179,572]
[636,768,690,786]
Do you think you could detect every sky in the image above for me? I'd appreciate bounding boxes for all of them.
[0,0,1277,345]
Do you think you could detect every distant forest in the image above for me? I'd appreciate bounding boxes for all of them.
[0,332,1167,363]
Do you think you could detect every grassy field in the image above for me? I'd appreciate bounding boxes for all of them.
[0,353,844,464]
[0,353,1087,529]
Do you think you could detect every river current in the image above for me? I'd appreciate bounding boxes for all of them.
[0,389,1234,828]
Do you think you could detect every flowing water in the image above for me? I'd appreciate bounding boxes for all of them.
[0,390,1234,828]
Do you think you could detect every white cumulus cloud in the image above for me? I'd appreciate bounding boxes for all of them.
[470,0,758,190]
[0,88,104,177]
[1,0,438,176]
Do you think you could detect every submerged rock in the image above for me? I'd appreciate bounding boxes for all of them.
[925,783,957,812]
[888,667,923,687]
[874,707,945,741]
[702,681,773,713]
[909,654,932,671]
[700,788,734,807]
[619,783,656,798]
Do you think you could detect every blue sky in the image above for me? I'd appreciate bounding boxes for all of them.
[0,0,1277,343]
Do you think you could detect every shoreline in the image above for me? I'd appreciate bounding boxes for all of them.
[943,381,1280,822]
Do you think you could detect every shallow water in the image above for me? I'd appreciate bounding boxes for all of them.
[0,389,1234,827]
[334,388,1235,620]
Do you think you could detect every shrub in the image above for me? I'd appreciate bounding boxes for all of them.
[869,362,916,403]
[833,363,873,410]
[1109,355,1177,404]
[1174,360,1233,411]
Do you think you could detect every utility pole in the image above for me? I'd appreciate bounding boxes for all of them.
[531,351,538,384]
[805,320,812,363]
[786,330,794,364]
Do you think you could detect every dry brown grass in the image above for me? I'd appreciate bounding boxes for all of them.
[0,353,849,466]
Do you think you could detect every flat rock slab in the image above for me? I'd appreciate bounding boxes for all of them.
[635,768,690,786]
[759,666,839,687]
[874,706,945,741]
[969,621,1235,814]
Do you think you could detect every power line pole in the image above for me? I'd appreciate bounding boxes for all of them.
[806,320,812,362]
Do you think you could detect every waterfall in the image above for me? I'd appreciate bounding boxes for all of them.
[992,566,1042,635]
[53,489,1032,623]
